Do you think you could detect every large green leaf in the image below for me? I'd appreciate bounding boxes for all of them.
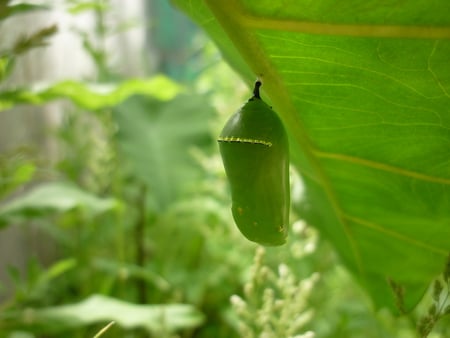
[173,0,450,311]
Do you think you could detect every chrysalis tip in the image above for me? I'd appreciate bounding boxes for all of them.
[253,80,262,99]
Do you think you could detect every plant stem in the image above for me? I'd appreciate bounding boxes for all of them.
[135,184,148,303]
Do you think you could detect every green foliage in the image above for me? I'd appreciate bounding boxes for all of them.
[417,255,450,338]
[1,1,449,337]
[113,93,215,211]
[0,182,119,224]
[0,5,56,83]
[0,2,218,337]
[0,148,36,199]
[0,1,49,21]
[15,295,203,334]
[0,77,183,111]
[173,0,450,312]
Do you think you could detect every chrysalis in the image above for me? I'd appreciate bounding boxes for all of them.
[218,80,289,246]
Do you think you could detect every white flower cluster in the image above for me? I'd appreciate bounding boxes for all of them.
[230,232,319,338]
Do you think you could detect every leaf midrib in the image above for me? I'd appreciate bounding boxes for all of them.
[245,16,450,39]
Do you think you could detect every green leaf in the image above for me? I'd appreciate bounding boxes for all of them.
[173,0,450,311]
[23,294,204,333]
[68,2,109,15]
[93,258,171,291]
[113,94,215,211]
[0,75,183,111]
[0,2,49,21]
[10,163,36,185]
[0,56,14,82]
[0,182,119,223]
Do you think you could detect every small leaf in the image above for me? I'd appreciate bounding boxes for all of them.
[0,3,49,21]
[11,163,36,185]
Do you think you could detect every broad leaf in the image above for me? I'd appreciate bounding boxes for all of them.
[0,182,119,224]
[0,75,182,111]
[173,0,450,311]
[18,294,204,333]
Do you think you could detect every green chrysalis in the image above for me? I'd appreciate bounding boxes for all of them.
[218,80,289,246]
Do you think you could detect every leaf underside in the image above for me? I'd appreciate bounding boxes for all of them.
[173,0,450,311]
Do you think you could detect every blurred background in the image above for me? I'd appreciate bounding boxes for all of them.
[0,1,447,337]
